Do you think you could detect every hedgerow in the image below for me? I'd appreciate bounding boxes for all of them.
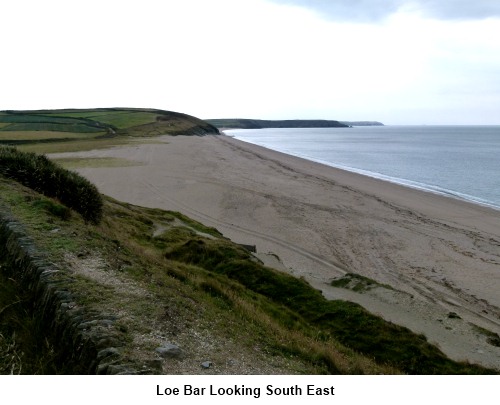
[0,146,102,223]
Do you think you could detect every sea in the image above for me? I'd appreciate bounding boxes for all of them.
[225,126,500,210]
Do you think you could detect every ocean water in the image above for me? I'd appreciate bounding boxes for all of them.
[226,126,500,210]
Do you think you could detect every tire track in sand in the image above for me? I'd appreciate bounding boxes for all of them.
[141,179,348,276]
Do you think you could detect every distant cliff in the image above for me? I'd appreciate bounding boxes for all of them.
[205,119,349,129]
[341,121,384,126]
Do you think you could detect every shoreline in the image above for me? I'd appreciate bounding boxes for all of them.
[232,135,500,212]
[50,134,500,370]
[225,127,500,213]
[221,133,500,236]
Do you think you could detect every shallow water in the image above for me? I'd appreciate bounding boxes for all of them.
[227,126,500,209]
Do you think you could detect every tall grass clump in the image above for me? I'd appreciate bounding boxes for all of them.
[0,269,58,374]
[0,146,102,223]
[165,238,493,374]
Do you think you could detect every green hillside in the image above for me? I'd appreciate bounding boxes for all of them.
[206,118,349,129]
[0,108,219,148]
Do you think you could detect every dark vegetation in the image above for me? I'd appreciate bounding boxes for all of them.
[340,121,384,126]
[0,146,103,223]
[205,118,349,129]
[0,265,58,374]
[331,273,394,292]
[165,238,492,374]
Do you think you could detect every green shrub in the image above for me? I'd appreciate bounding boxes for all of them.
[165,237,493,374]
[0,146,103,223]
[32,198,71,220]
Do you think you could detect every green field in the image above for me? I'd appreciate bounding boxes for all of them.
[0,131,101,141]
[40,110,159,128]
[0,108,219,151]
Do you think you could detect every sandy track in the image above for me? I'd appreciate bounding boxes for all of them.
[50,134,500,370]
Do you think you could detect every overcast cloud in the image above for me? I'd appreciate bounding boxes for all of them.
[1,0,499,125]
[270,0,500,21]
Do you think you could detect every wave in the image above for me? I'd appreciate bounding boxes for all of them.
[232,136,500,211]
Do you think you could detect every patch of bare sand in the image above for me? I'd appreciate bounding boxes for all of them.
[50,135,500,370]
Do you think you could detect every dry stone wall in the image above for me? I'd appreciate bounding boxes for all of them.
[0,206,146,374]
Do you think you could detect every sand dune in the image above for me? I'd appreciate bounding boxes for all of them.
[50,134,500,370]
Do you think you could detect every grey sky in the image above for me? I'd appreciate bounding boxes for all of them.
[269,0,500,21]
[1,0,499,125]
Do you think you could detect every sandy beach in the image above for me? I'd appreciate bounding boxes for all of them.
[50,134,500,370]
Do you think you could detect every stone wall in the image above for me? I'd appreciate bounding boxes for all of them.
[0,206,145,374]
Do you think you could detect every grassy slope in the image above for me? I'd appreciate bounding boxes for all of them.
[0,110,496,374]
[0,108,219,153]
[0,177,391,374]
[0,177,494,374]
[0,261,58,374]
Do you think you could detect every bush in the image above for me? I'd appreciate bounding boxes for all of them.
[32,198,72,220]
[165,237,494,374]
[0,146,103,223]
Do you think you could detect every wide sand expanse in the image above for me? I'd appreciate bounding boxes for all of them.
[50,134,500,370]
